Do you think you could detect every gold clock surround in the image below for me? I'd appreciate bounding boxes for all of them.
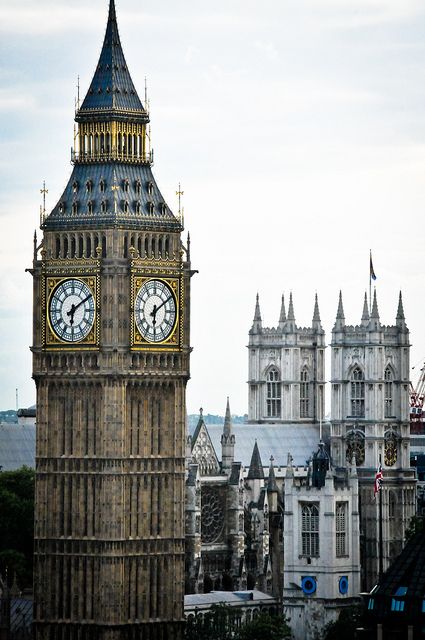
[131,273,182,350]
[44,275,100,349]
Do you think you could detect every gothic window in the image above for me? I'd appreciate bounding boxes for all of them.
[345,430,365,465]
[301,503,319,557]
[350,367,365,417]
[101,200,107,213]
[336,502,347,557]
[300,368,309,418]
[87,200,93,215]
[135,200,141,214]
[266,367,281,418]
[72,181,78,193]
[135,179,141,195]
[100,179,106,193]
[384,431,398,467]
[123,179,129,192]
[123,200,129,213]
[384,367,393,418]
[72,202,78,215]
[147,202,154,215]
[147,181,153,196]
[86,180,93,193]
[201,486,225,544]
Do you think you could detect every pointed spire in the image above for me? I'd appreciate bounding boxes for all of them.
[312,293,322,331]
[247,441,264,479]
[77,0,148,121]
[251,293,262,333]
[267,456,278,493]
[254,293,262,321]
[361,292,369,326]
[278,294,286,329]
[370,288,379,319]
[287,292,295,321]
[223,397,232,436]
[337,291,344,319]
[396,291,407,330]
[333,291,345,331]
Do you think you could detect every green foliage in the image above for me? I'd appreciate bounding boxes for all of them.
[185,605,291,640]
[185,603,239,640]
[323,604,363,640]
[404,515,424,541]
[237,612,292,640]
[0,467,35,587]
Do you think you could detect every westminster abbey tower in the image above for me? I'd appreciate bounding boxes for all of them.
[31,1,191,638]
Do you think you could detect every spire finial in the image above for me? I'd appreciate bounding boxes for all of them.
[247,441,264,479]
[287,292,295,321]
[223,397,232,436]
[371,287,379,319]
[199,407,203,417]
[361,292,369,325]
[278,294,286,328]
[336,290,344,319]
[397,291,405,320]
[267,456,278,493]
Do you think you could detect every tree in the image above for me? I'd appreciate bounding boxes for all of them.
[185,604,240,640]
[236,612,292,640]
[323,604,363,640]
[0,467,35,587]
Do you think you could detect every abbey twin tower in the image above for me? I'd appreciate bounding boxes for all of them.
[29,2,416,640]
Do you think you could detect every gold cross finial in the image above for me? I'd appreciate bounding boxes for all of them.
[40,181,48,223]
[176,183,184,218]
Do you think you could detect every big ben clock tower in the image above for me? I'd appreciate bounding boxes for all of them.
[31,1,191,639]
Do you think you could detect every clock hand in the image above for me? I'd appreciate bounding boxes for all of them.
[67,293,92,315]
[152,295,173,316]
[150,304,158,326]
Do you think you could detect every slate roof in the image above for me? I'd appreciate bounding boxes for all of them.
[77,0,147,122]
[0,423,36,471]
[43,162,180,231]
[184,590,276,610]
[365,529,425,626]
[189,423,321,469]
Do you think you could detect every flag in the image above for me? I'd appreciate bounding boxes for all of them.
[370,252,377,281]
[374,463,383,497]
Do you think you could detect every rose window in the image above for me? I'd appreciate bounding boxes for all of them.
[201,487,225,543]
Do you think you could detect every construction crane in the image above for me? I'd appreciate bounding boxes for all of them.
[410,363,425,434]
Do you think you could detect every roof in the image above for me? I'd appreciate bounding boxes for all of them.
[184,590,276,610]
[189,422,321,469]
[43,162,180,231]
[365,529,425,625]
[0,423,36,471]
[77,0,147,122]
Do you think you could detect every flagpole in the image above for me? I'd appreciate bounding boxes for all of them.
[369,249,372,315]
[378,454,383,580]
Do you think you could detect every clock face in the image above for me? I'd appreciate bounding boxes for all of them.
[48,278,95,343]
[134,279,177,343]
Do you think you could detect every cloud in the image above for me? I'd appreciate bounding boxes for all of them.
[254,40,279,62]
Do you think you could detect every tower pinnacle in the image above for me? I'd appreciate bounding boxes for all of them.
[361,292,369,326]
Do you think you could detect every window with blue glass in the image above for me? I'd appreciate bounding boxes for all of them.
[368,598,374,611]
[391,587,407,612]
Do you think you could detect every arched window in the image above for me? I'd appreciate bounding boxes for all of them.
[384,367,393,418]
[300,368,309,418]
[301,503,319,557]
[335,502,347,557]
[266,367,281,418]
[351,367,365,417]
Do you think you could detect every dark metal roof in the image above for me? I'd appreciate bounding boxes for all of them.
[365,529,425,627]
[247,441,264,479]
[43,162,180,231]
[77,0,148,122]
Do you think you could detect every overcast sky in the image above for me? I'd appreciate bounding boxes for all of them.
[1,0,425,416]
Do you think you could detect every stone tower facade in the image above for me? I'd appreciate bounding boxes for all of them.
[31,2,191,638]
[248,293,325,423]
[330,290,415,589]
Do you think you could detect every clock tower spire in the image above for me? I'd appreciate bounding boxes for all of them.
[31,2,191,639]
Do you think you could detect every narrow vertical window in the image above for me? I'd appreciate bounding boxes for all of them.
[384,367,393,418]
[350,367,365,417]
[266,367,281,418]
[300,368,309,418]
[336,502,347,557]
[301,504,319,557]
